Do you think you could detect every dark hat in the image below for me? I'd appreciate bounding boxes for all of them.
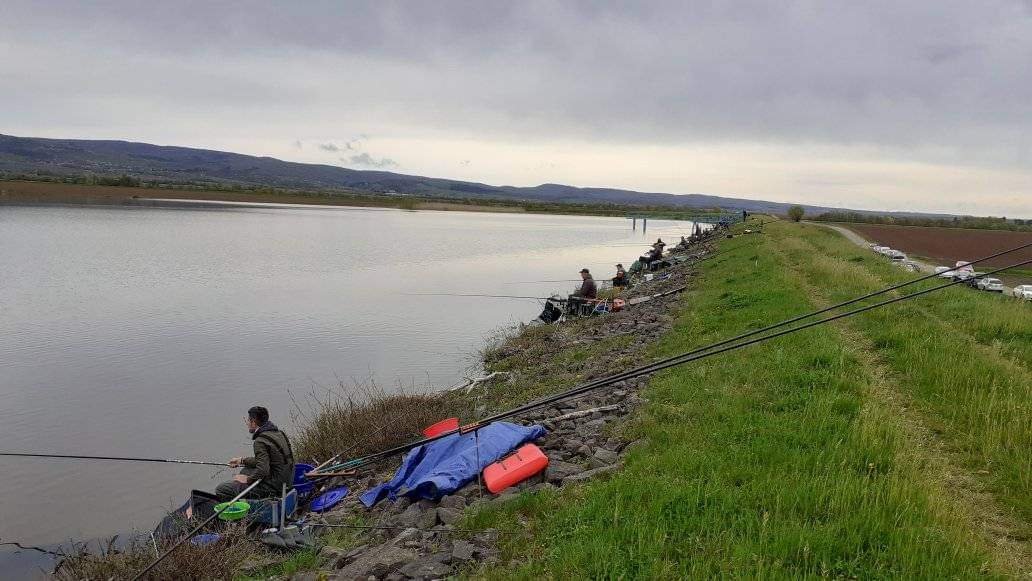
[615,263,623,267]
[580,268,590,273]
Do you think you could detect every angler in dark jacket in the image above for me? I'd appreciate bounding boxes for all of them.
[216,406,295,501]
[574,268,598,299]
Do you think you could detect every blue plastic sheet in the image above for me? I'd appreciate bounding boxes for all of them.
[360,422,547,507]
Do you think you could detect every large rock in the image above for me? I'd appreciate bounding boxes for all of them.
[389,502,437,530]
[438,494,466,510]
[546,460,584,483]
[397,558,453,579]
[334,543,417,580]
[592,448,620,465]
[451,539,476,562]
[564,463,622,483]
[318,545,350,568]
[436,507,462,525]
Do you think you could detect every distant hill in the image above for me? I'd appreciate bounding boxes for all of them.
[0,133,943,217]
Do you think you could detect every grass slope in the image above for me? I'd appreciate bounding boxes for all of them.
[467,220,1030,578]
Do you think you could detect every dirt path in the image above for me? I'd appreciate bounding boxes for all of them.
[769,237,1032,578]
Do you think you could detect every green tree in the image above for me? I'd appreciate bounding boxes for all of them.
[787,205,805,222]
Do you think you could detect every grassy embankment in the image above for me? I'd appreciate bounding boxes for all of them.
[465,219,1031,578]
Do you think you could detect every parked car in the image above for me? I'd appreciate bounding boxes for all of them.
[1012,284,1032,300]
[977,278,1005,293]
[965,273,986,288]
[934,266,954,278]
[887,250,907,261]
[901,261,920,272]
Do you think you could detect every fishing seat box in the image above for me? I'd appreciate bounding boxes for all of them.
[483,443,549,494]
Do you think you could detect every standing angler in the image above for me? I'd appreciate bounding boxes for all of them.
[216,406,295,501]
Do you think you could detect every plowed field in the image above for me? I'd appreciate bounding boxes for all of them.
[842,223,1032,282]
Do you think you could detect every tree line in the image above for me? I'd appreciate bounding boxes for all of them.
[811,210,1032,232]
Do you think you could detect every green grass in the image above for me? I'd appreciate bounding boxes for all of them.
[772,223,1032,526]
[468,221,1024,578]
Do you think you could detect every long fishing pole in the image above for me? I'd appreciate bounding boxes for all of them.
[322,232,1016,468]
[0,452,228,467]
[340,256,1032,472]
[317,253,1032,474]
[479,257,1032,426]
[402,292,567,301]
[132,478,263,580]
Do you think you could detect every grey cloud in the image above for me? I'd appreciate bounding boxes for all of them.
[4,0,1029,157]
[345,153,398,168]
[1,1,1031,214]
[318,143,340,152]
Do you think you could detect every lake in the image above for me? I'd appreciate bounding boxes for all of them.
[0,201,697,574]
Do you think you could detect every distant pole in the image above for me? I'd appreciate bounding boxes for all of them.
[632,218,636,231]
[643,218,647,234]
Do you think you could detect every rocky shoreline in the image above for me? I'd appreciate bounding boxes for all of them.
[270,245,711,581]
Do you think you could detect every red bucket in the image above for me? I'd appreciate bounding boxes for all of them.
[422,417,459,438]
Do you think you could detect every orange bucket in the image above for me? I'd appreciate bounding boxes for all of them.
[483,443,549,494]
[422,417,460,438]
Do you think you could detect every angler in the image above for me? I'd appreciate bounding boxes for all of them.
[216,406,295,501]
[611,263,629,289]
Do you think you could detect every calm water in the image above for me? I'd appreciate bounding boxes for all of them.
[0,202,696,574]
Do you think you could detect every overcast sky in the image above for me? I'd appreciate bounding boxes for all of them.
[3,1,1031,216]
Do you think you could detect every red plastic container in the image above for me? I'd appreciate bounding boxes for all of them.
[483,443,549,494]
[422,417,460,438]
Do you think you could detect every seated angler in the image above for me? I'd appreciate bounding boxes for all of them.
[612,263,629,288]
[216,406,295,501]
[567,268,598,314]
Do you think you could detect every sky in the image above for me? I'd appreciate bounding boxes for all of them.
[2,1,1031,217]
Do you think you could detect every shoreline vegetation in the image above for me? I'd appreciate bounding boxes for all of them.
[55,224,708,580]
[42,217,1032,578]
[0,178,723,220]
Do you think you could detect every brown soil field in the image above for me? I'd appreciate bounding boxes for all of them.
[843,223,1032,284]
[0,180,525,213]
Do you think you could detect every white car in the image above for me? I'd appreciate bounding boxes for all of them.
[872,246,890,254]
[887,250,907,261]
[1013,284,1032,300]
[977,278,1004,293]
[934,266,954,278]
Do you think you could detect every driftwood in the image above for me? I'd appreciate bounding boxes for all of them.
[450,371,511,393]
[551,404,621,423]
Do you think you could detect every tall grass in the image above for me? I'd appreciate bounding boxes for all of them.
[774,222,1032,527]
[468,230,997,578]
[54,524,259,581]
[291,380,473,463]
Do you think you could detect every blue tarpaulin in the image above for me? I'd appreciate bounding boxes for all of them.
[360,422,547,507]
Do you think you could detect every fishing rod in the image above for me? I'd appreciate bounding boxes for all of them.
[316,251,1032,474]
[402,292,568,301]
[132,479,262,580]
[0,452,228,467]
[477,257,1032,427]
